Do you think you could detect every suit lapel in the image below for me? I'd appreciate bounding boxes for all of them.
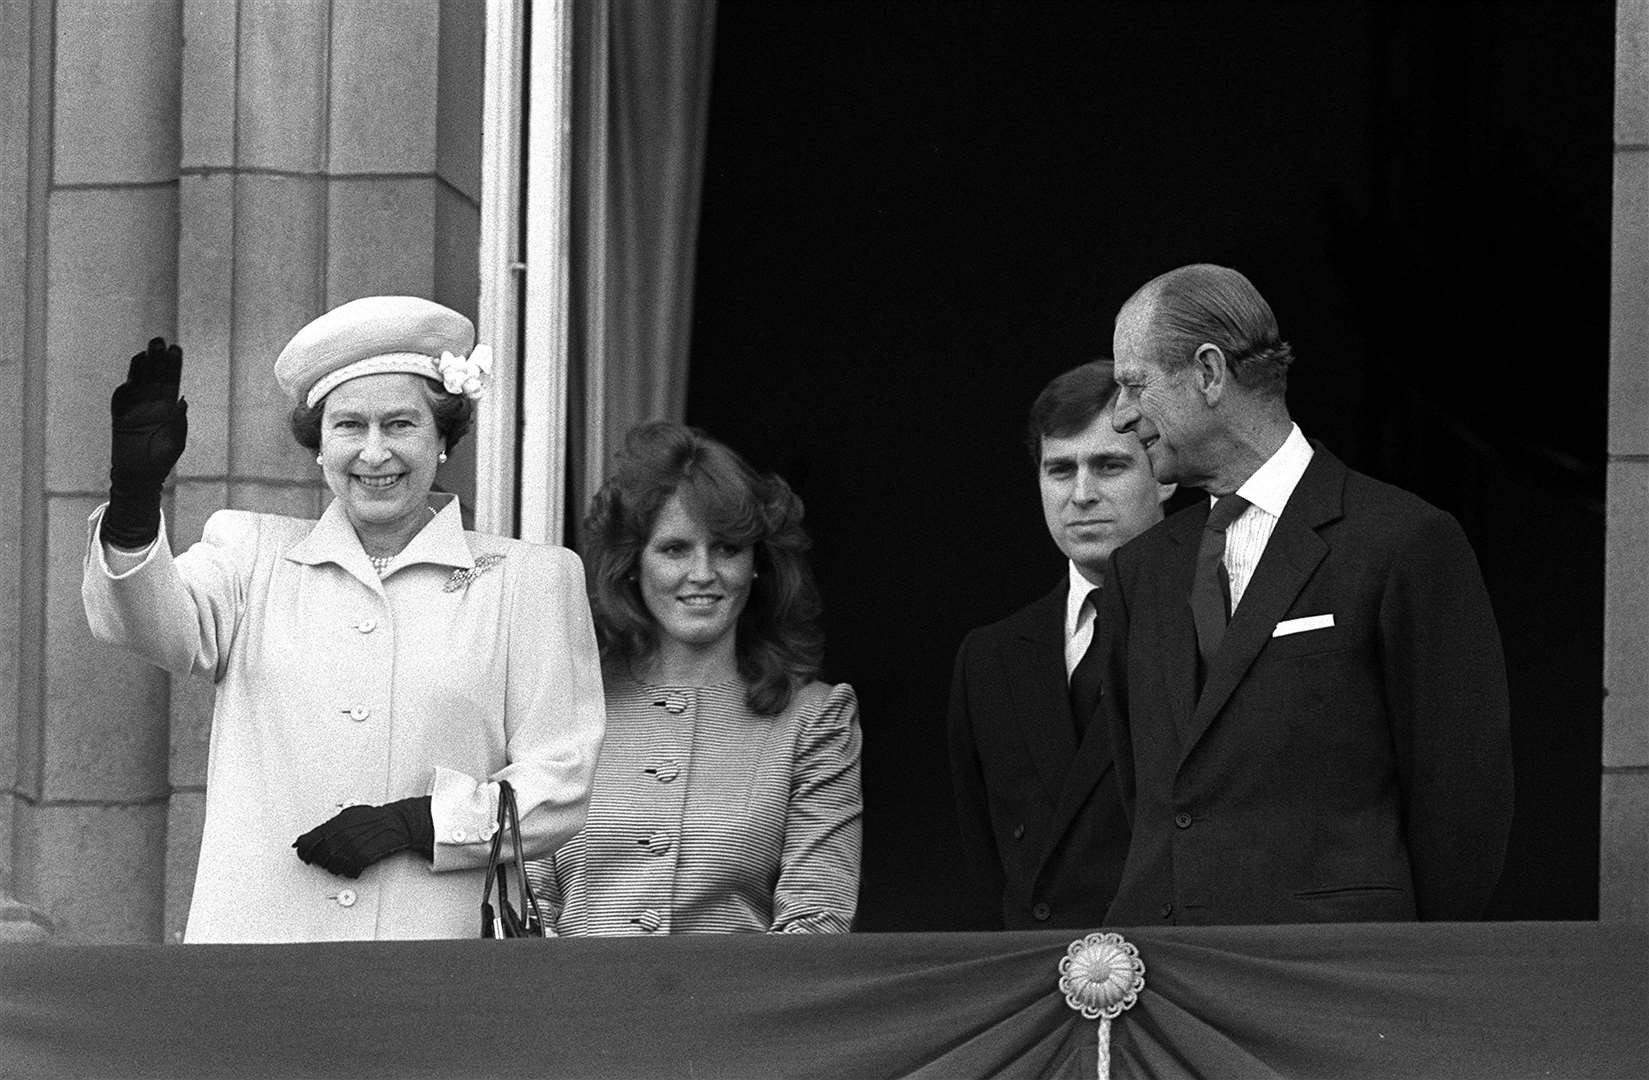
[1162,507,1205,744]
[1044,582,1123,850]
[1180,447,1347,761]
[1007,583,1077,803]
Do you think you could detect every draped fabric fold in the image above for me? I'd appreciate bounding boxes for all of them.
[2,923,1642,1079]
[568,0,717,536]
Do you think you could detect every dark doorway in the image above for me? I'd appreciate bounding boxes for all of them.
[689,0,1610,929]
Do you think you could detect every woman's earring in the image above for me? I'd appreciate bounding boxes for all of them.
[316,454,323,466]
[438,451,448,464]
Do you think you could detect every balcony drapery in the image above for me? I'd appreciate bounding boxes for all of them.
[2,922,1642,1078]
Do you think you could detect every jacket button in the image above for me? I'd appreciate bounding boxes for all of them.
[1031,902,1051,921]
[1159,902,1173,919]
[1012,824,1025,840]
[333,889,357,908]
[1174,811,1193,829]
[356,618,377,633]
[347,705,370,722]
[632,909,662,932]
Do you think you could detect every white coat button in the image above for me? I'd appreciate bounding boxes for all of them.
[347,705,370,722]
[333,889,357,908]
[356,618,377,633]
[451,828,469,843]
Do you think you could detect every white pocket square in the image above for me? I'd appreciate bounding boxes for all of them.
[1272,613,1335,637]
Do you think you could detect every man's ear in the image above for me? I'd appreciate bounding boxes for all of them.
[1193,343,1228,405]
[1156,481,1177,506]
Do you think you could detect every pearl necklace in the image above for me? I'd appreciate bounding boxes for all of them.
[368,554,393,575]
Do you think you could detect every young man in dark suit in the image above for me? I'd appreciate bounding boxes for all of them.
[948,361,1174,929]
[1101,263,1514,926]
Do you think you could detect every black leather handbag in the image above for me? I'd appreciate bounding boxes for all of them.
[481,780,548,938]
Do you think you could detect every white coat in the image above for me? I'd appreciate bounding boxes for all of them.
[82,494,605,942]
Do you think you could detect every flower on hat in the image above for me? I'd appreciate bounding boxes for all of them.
[438,344,494,400]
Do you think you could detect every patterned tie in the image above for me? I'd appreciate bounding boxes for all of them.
[1069,587,1103,737]
[1190,494,1251,688]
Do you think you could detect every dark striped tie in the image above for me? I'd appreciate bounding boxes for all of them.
[1191,494,1251,689]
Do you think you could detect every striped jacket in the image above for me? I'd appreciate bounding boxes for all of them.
[526,677,862,934]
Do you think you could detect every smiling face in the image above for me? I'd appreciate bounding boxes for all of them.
[318,372,444,550]
[638,492,756,658]
[1039,404,1173,581]
[1111,297,1215,487]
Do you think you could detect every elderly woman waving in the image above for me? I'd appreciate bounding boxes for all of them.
[82,297,604,943]
[528,421,862,935]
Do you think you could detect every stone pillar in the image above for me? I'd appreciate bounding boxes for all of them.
[0,0,45,941]
[1606,0,1649,923]
[3,0,182,945]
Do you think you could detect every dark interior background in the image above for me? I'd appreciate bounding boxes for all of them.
[687,0,1610,930]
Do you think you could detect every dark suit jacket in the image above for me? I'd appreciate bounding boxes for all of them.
[1100,444,1514,927]
[947,582,1130,929]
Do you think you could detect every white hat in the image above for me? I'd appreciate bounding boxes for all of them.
[273,296,491,407]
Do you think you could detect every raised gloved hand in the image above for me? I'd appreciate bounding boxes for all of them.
[292,796,435,879]
[102,337,188,549]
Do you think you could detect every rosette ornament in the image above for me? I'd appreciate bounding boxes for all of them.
[1058,932,1145,1079]
[437,344,494,400]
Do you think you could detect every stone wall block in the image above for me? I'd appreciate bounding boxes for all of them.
[30,801,167,943]
[1600,771,1649,922]
[163,792,205,943]
[0,793,14,893]
[1604,460,1649,767]
[44,496,169,801]
[177,174,236,478]
[433,181,480,316]
[238,0,330,173]
[45,186,179,493]
[1612,150,1649,456]
[436,0,485,202]
[227,478,325,520]
[326,177,436,303]
[1619,0,1649,146]
[53,0,180,185]
[329,0,439,175]
[230,173,327,480]
[180,0,237,169]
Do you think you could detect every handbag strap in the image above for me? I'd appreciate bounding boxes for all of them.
[499,781,548,932]
[482,779,547,935]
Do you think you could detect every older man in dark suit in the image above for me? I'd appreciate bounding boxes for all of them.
[1100,263,1513,926]
[948,361,1174,929]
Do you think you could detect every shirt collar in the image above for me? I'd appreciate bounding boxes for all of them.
[1231,422,1314,519]
[1064,560,1102,641]
[286,491,474,572]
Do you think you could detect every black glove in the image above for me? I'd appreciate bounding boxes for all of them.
[102,337,188,550]
[292,796,435,879]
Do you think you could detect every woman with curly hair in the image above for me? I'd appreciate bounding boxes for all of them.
[528,420,862,934]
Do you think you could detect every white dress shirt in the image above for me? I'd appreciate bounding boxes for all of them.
[1063,561,1102,679]
[1220,422,1314,613]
